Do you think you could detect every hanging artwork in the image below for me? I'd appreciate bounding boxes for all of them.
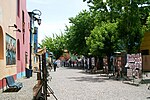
[127,53,142,70]
[6,33,16,65]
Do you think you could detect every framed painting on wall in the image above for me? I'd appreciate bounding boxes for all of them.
[6,33,16,65]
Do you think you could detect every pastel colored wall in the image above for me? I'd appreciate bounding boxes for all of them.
[0,0,17,89]
[0,0,30,89]
[140,32,150,71]
[140,32,150,51]
[16,0,30,78]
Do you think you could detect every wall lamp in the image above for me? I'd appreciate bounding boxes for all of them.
[32,9,42,16]
[33,16,41,25]
[32,9,42,25]
[13,29,21,32]
[9,24,17,28]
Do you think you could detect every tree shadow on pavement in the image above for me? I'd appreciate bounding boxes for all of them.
[67,76,109,83]
[147,97,150,99]
[65,66,84,70]
[78,69,104,75]
[140,79,150,84]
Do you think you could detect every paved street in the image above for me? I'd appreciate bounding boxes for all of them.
[0,67,150,100]
[48,67,150,100]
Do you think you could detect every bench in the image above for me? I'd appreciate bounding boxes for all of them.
[5,76,23,89]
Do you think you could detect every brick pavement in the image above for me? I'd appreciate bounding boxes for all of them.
[48,67,150,100]
[0,67,150,100]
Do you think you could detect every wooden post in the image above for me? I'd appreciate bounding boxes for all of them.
[37,55,41,85]
[42,53,47,100]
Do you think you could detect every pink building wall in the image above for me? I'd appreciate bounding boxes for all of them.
[16,0,30,78]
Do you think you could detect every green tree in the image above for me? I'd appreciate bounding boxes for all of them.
[65,10,95,55]
[86,21,119,69]
[143,13,150,32]
[40,33,66,59]
[84,0,150,53]
[117,1,150,53]
[86,22,119,55]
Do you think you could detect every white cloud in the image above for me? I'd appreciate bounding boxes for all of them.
[38,20,70,43]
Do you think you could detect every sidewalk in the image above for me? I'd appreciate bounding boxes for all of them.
[1,68,150,100]
[0,73,37,100]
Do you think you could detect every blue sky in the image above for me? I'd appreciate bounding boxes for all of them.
[26,0,88,43]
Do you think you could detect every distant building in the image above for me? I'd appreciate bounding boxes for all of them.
[63,49,70,61]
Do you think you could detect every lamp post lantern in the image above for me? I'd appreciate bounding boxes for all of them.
[28,9,42,76]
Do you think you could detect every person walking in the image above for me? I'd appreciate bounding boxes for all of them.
[53,60,57,72]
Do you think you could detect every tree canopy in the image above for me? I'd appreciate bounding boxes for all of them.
[40,0,150,59]
[84,0,150,53]
[40,33,66,59]
[86,21,119,56]
[64,10,95,55]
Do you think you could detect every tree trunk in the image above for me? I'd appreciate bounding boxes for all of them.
[107,53,112,71]
[99,56,103,70]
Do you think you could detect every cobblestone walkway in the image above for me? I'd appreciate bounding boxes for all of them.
[48,67,150,100]
[0,67,150,100]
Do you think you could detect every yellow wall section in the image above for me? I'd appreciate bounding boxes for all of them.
[140,32,150,71]
[140,32,150,51]
[0,0,17,79]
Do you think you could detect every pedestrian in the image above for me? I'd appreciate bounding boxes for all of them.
[53,60,57,71]
[46,57,52,72]
[56,59,61,68]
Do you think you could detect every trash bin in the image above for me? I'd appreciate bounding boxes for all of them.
[26,68,33,78]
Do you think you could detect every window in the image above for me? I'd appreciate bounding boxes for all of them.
[17,39,20,60]
[23,34,25,44]
[22,10,25,32]
[25,52,28,64]
[34,56,36,63]
[141,49,149,55]
[0,26,4,59]
[36,56,38,62]
[17,0,20,17]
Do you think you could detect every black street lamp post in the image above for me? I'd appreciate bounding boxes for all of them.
[27,9,42,78]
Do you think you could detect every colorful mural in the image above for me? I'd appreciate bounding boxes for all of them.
[6,33,16,65]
